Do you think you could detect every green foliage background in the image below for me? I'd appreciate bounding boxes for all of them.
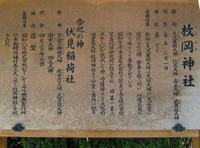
[16,137,192,148]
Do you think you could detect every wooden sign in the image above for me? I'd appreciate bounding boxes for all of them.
[0,0,200,131]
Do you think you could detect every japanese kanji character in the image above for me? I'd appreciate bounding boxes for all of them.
[76,18,85,25]
[65,75,75,83]
[66,51,75,60]
[67,38,75,49]
[182,57,194,71]
[66,63,75,73]
[66,28,75,36]
[183,75,195,87]
[182,41,193,53]
[77,40,84,48]
[181,24,194,36]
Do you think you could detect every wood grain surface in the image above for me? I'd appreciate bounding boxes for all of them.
[0,130,199,138]
[0,0,199,135]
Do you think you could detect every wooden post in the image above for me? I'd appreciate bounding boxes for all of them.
[0,137,7,148]
[192,130,200,148]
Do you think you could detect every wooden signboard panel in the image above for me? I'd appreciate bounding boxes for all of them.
[0,0,199,144]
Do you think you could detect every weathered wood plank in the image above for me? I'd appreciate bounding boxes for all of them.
[0,130,198,138]
[192,130,200,148]
[0,0,199,137]
[0,137,7,148]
